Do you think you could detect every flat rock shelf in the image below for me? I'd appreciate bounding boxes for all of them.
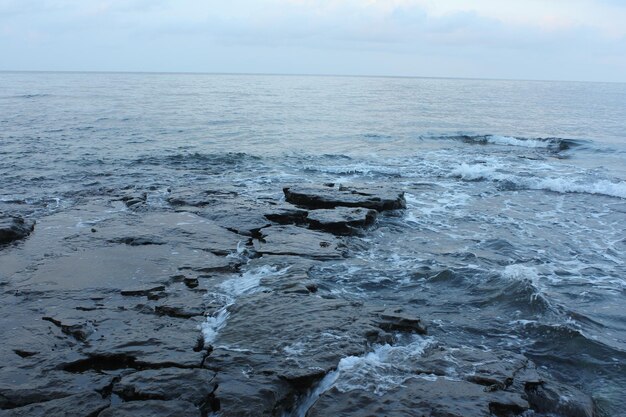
[0,184,596,417]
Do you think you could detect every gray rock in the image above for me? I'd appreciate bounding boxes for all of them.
[307,207,377,235]
[307,377,529,417]
[0,391,109,417]
[97,400,201,417]
[304,344,595,417]
[167,188,238,208]
[0,215,35,245]
[253,225,344,260]
[525,379,595,417]
[0,369,113,409]
[113,368,217,408]
[264,208,309,226]
[283,184,406,211]
[154,289,220,319]
[204,292,417,416]
[48,308,207,369]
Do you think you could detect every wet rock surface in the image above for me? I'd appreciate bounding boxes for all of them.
[284,184,406,211]
[308,345,595,417]
[0,391,109,417]
[0,185,598,417]
[252,225,345,259]
[0,215,35,245]
[306,207,377,235]
[97,400,202,417]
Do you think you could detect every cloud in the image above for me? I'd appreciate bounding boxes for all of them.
[0,0,624,81]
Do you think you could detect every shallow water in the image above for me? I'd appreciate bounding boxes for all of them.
[1,72,625,416]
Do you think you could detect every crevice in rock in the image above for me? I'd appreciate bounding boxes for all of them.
[13,349,38,358]
[198,386,221,417]
[61,354,203,373]
[108,237,166,246]
[42,316,90,342]
[120,286,166,297]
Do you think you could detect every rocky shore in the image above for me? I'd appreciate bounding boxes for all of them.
[0,184,596,417]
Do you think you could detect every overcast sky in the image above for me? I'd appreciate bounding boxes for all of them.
[1,0,625,82]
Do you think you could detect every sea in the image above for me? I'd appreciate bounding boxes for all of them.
[1,72,625,416]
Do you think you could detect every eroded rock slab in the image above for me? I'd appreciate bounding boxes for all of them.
[283,184,406,211]
[0,391,109,417]
[0,215,35,245]
[204,292,420,416]
[97,400,201,417]
[113,368,218,410]
[308,378,529,417]
[305,344,595,417]
[307,207,377,235]
[0,369,113,409]
[253,225,344,260]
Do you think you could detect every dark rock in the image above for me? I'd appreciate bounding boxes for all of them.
[108,236,165,246]
[253,225,344,260]
[113,368,217,405]
[307,378,529,417]
[0,369,113,409]
[0,391,109,417]
[283,184,406,211]
[183,277,199,288]
[0,215,35,245]
[167,188,238,208]
[42,316,93,342]
[307,207,377,235]
[120,192,147,210]
[154,290,220,319]
[376,309,427,334]
[97,400,201,417]
[200,203,272,236]
[49,308,207,369]
[303,344,595,417]
[525,379,595,417]
[204,292,403,416]
[120,285,166,297]
[207,349,296,417]
[264,208,309,225]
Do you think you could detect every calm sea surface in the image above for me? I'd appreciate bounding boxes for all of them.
[1,72,625,415]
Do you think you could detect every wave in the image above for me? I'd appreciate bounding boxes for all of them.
[9,93,53,99]
[437,134,584,151]
[450,163,626,199]
[133,152,261,170]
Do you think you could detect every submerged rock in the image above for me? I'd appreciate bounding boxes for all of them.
[283,184,406,211]
[0,215,35,245]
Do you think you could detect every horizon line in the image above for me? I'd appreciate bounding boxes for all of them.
[0,69,623,85]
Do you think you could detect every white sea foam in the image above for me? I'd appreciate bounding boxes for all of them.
[532,178,626,199]
[502,264,540,285]
[450,163,499,181]
[450,161,626,199]
[199,265,290,344]
[287,335,432,417]
[219,265,287,297]
[200,308,229,344]
[485,135,554,148]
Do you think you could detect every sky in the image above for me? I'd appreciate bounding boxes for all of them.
[1,0,625,82]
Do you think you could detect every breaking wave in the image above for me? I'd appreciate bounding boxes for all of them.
[450,163,626,199]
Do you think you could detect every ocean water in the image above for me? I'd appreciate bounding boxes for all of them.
[1,72,626,415]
